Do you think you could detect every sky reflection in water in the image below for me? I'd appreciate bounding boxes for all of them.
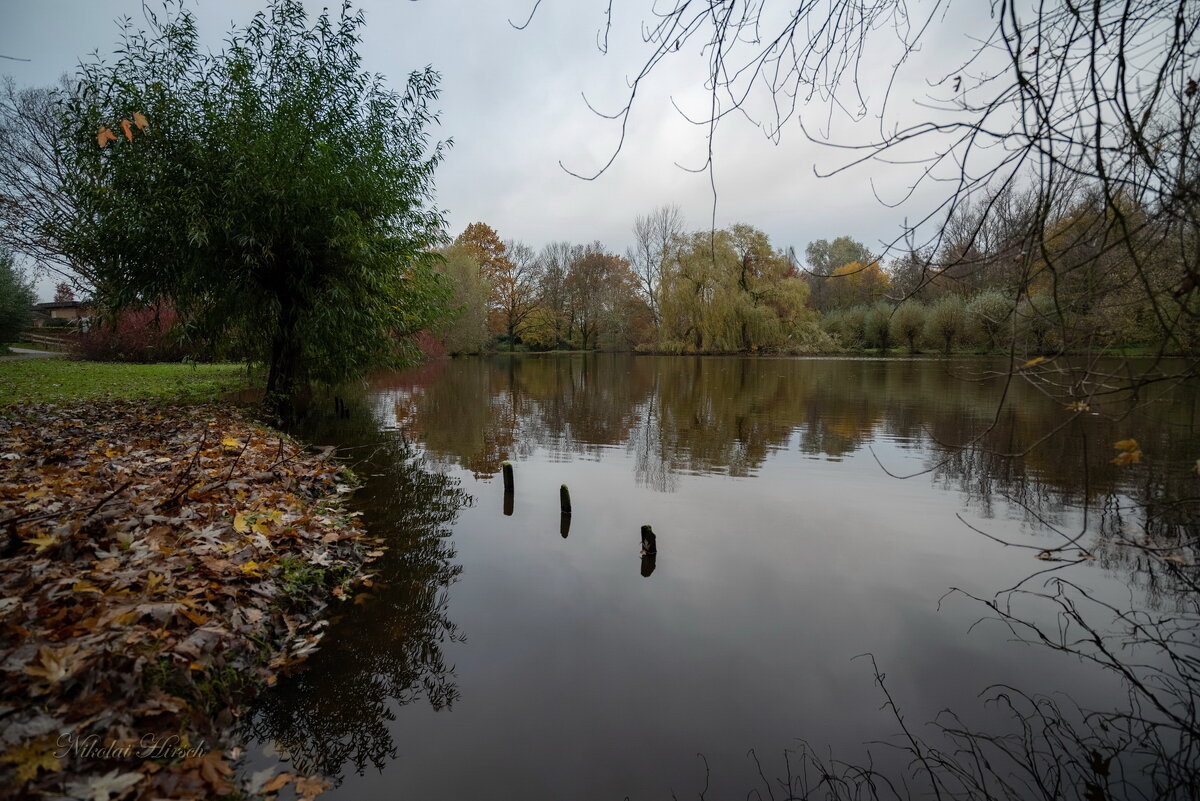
[246,355,1199,800]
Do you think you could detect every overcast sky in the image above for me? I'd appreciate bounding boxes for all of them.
[1,0,983,301]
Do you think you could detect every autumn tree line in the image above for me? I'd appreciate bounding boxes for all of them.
[434,188,1199,357]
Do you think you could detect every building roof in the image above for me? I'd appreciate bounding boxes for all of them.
[34,301,84,310]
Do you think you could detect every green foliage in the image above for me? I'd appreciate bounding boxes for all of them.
[655,224,827,353]
[52,1,450,412]
[925,295,967,354]
[435,244,490,355]
[889,301,926,353]
[1015,292,1061,354]
[805,235,871,276]
[822,305,868,349]
[863,302,895,351]
[968,290,1014,350]
[0,249,35,343]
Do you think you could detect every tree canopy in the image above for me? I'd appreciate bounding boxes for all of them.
[51,0,451,413]
[0,248,35,343]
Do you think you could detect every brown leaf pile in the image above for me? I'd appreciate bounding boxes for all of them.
[0,401,379,800]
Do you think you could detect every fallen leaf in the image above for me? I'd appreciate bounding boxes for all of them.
[1112,450,1142,466]
[260,771,294,793]
[1,737,61,782]
[66,768,143,801]
[294,774,332,800]
[22,533,58,552]
[185,750,234,794]
[25,644,89,684]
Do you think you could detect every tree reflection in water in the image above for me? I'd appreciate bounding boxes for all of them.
[379,354,1198,799]
[247,355,1198,798]
[242,398,469,783]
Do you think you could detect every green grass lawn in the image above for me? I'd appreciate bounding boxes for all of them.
[0,360,261,406]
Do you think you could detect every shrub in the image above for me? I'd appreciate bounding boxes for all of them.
[1016,293,1060,354]
[822,306,869,348]
[72,303,190,362]
[925,295,967,353]
[967,290,1015,350]
[889,302,926,353]
[864,302,895,350]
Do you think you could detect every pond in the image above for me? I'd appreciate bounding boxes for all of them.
[244,354,1199,799]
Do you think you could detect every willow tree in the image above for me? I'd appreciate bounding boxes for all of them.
[657,224,826,353]
[52,0,450,415]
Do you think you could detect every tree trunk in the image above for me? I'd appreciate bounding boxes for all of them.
[265,300,303,423]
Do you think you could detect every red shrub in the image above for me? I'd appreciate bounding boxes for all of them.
[413,329,448,360]
[72,304,190,362]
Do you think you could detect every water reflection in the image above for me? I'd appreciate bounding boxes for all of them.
[249,355,1198,798]
[389,354,1198,508]
[243,400,470,783]
[386,354,1199,613]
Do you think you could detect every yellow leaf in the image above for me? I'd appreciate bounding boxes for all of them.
[180,608,209,625]
[252,521,271,536]
[2,737,62,782]
[133,111,149,131]
[145,572,166,594]
[25,644,87,683]
[22,533,57,552]
[97,127,117,147]
[294,775,332,801]
[104,448,122,458]
[1064,400,1089,412]
[233,513,249,534]
[240,561,263,577]
[261,773,293,793]
[1021,356,1047,368]
[1112,450,1142,466]
[221,437,242,450]
[1114,438,1139,452]
[120,119,134,141]
[72,580,103,594]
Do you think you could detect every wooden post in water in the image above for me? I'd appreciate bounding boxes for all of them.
[640,554,656,577]
[640,525,656,557]
[502,462,515,516]
[560,484,572,516]
[560,514,571,538]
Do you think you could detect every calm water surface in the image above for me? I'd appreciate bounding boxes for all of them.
[245,355,1199,799]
